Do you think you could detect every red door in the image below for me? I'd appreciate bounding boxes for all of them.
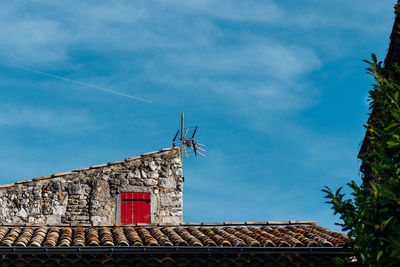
[121,192,151,223]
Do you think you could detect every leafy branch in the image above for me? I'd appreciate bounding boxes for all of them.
[323,53,400,266]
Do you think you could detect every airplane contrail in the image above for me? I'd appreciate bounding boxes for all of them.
[1,62,152,104]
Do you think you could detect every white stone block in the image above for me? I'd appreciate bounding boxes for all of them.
[161,216,182,224]
[159,178,176,189]
[149,161,158,171]
[161,211,170,216]
[175,168,183,176]
[160,197,170,206]
[46,215,61,224]
[74,215,90,221]
[29,207,41,215]
[52,206,66,216]
[148,171,159,179]
[16,208,27,218]
[170,211,183,217]
[172,158,181,164]
[92,200,100,208]
[91,215,107,223]
[134,170,141,178]
[144,179,157,186]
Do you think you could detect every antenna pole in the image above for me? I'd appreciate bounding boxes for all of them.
[171,113,205,159]
[180,113,184,163]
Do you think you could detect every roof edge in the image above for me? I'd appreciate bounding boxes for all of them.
[0,220,316,227]
[0,147,179,189]
[0,246,353,255]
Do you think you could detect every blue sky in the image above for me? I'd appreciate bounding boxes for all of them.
[0,0,397,231]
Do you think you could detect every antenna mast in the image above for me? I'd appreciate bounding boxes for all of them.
[180,113,184,163]
[172,113,206,160]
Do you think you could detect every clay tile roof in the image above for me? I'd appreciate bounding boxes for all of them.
[0,223,349,248]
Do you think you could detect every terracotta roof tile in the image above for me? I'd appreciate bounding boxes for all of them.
[99,227,114,246]
[267,221,290,225]
[32,176,51,181]
[90,164,108,169]
[175,228,202,246]
[149,227,173,246]
[223,222,245,226]
[52,171,74,177]
[43,227,60,247]
[137,227,159,246]
[73,168,89,172]
[87,227,100,246]
[15,227,34,246]
[200,222,223,226]
[59,227,72,247]
[0,183,16,189]
[15,180,31,184]
[141,151,159,156]
[30,227,47,247]
[125,227,143,246]
[125,155,141,161]
[289,220,316,225]
[214,227,247,246]
[180,222,199,226]
[1,227,21,246]
[161,227,188,246]
[245,221,267,225]
[113,227,129,246]
[199,227,230,246]
[108,160,124,165]
[225,226,260,247]
[0,224,349,248]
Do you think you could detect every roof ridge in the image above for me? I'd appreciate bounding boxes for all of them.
[0,147,178,188]
[0,220,316,227]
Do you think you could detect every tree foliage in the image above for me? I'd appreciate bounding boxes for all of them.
[323,53,400,266]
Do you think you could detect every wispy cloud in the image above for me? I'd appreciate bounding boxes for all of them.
[0,0,390,64]
[0,105,93,131]
[0,0,393,231]
[0,0,386,137]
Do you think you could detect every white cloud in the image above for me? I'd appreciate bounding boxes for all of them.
[0,0,389,135]
[0,9,72,64]
[0,0,388,65]
[163,0,282,23]
[0,105,93,131]
[162,42,321,79]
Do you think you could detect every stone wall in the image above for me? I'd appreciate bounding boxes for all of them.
[0,148,183,224]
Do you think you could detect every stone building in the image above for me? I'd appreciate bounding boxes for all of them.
[0,147,183,225]
[0,147,353,266]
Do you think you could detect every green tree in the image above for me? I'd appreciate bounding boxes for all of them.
[323,54,400,266]
[323,3,400,264]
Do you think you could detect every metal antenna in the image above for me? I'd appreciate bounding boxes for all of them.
[172,113,206,160]
[180,113,184,162]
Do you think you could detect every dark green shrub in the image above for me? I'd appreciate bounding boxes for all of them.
[323,54,400,266]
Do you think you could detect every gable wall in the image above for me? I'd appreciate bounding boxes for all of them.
[0,148,183,224]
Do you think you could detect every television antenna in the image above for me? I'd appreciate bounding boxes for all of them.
[172,113,206,161]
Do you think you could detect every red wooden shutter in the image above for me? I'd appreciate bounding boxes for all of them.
[121,192,150,224]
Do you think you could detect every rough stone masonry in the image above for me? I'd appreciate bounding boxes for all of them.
[0,148,183,224]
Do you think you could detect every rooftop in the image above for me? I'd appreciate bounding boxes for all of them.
[0,222,349,250]
[0,147,179,189]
